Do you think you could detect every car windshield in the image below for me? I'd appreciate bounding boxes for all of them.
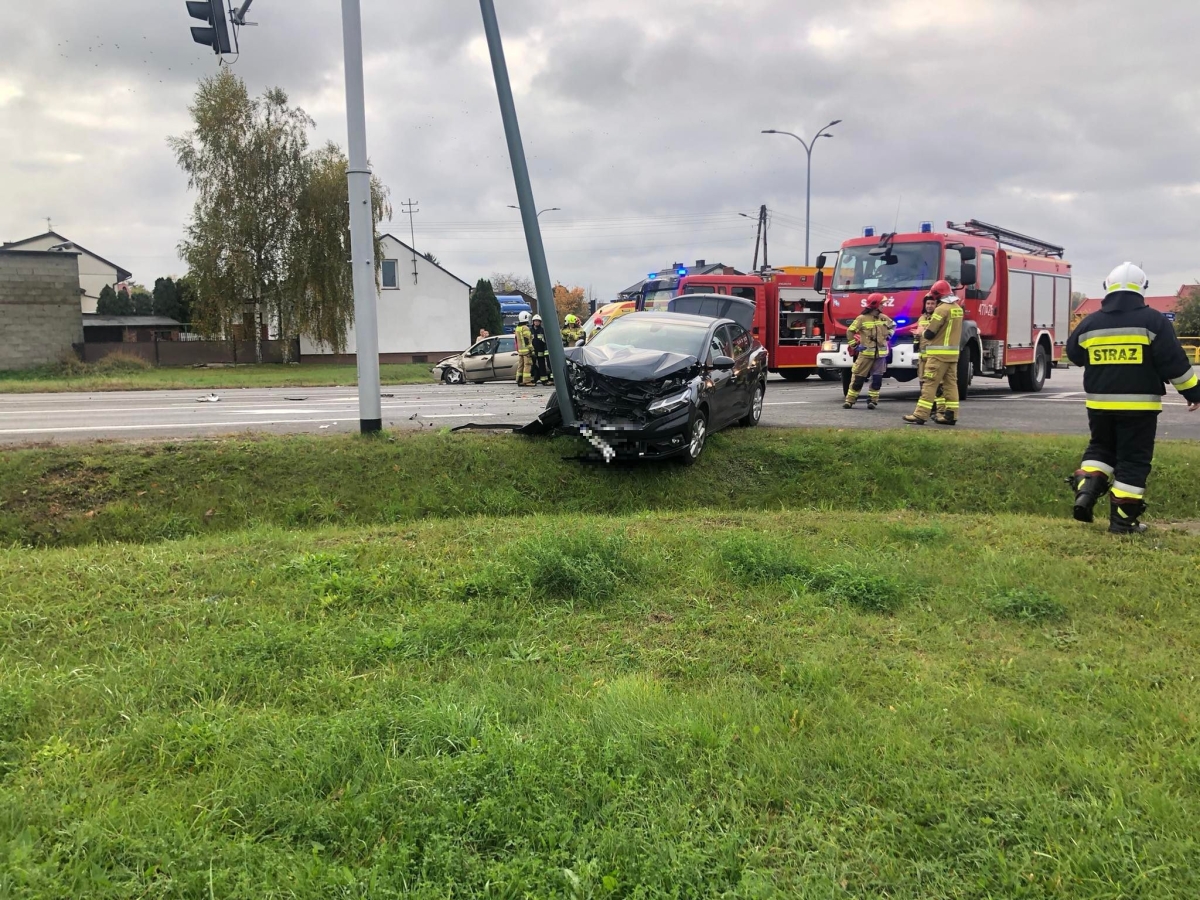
[834,241,940,291]
[587,316,709,358]
[642,289,676,311]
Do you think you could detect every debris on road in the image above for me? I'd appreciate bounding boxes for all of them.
[284,397,308,402]
[197,394,221,403]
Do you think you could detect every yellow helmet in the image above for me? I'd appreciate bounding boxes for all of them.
[565,314,578,325]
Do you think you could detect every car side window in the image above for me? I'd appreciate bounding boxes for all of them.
[496,336,516,354]
[468,339,497,357]
[711,325,734,360]
[728,325,753,358]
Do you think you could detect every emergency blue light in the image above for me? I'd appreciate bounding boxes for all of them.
[648,273,657,279]
[895,318,907,325]
[919,221,933,233]
[863,226,875,237]
[677,268,688,276]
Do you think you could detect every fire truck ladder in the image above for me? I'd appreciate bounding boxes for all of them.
[945,219,1064,258]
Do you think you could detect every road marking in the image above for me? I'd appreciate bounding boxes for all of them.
[0,417,346,435]
[764,401,811,406]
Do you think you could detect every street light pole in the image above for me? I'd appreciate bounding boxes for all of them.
[480,0,575,424]
[341,0,381,433]
[762,120,841,266]
[508,205,561,218]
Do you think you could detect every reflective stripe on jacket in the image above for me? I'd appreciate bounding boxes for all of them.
[1066,291,1200,412]
[515,325,533,356]
[846,313,895,358]
[924,301,963,358]
[916,313,934,356]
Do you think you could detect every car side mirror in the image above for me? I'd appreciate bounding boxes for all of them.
[712,355,735,370]
[961,262,977,286]
[814,270,825,292]
[574,339,584,348]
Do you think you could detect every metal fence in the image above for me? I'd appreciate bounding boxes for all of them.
[82,338,301,367]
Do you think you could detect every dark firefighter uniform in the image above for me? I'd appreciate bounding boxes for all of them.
[843,307,895,409]
[514,322,534,386]
[1065,266,1200,534]
[531,320,552,385]
[905,292,963,425]
[915,308,947,418]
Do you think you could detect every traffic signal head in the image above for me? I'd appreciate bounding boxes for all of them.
[187,0,232,55]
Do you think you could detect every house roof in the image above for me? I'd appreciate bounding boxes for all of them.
[619,261,739,298]
[1,231,133,282]
[379,234,471,288]
[82,314,182,328]
[1076,289,1187,318]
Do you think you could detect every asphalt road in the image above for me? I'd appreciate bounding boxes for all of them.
[1,367,1198,445]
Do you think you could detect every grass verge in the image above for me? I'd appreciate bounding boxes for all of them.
[1,509,1197,897]
[0,362,434,393]
[4,427,1200,547]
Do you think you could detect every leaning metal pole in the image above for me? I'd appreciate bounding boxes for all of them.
[479,0,575,425]
[341,0,382,433]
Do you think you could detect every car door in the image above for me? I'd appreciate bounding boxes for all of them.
[491,335,518,380]
[461,338,497,382]
[725,323,757,417]
[706,324,737,428]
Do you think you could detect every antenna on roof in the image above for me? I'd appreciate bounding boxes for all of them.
[946,219,1064,258]
[46,217,52,232]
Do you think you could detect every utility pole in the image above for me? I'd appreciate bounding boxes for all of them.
[479,0,574,424]
[340,0,381,434]
[762,120,842,265]
[761,205,769,270]
[401,199,420,284]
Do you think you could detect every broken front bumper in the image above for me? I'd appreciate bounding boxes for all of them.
[575,404,694,460]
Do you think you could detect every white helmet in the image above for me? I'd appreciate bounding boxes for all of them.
[1103,262,1149,298]
[532,314,542,322]
[517,311,531,324]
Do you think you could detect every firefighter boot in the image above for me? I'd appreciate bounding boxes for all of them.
[1109,498,1148,535]
[1071,470,1110,524]
[902,414,926,425]
[934,410,957,426]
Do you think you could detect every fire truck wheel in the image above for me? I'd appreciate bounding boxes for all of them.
[840,368,852,396]
[957,352,973,399]
[817,369,840,382]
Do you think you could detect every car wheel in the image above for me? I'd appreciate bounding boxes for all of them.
[442,368,464,385]
[740,381,765,427]
[679,408,708,466]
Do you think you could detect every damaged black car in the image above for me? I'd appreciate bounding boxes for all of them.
[563,311,768,463]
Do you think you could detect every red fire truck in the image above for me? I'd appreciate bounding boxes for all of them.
[814,220,1073,397]
[671,267,838,381]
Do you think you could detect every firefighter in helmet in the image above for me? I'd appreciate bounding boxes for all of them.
[915,292,947,419]
[514,310,534,386]
[530,314,552,385]
[843,293,895,410]
[561,313,584,347]
[904,280,962,425]
[1066,262,1200,534]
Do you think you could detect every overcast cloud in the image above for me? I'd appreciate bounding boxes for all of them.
[1,0,1198,300]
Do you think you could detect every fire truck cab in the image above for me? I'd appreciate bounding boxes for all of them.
[815,220,1073,397]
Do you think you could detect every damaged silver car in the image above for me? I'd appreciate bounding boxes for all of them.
[563,310,768,463]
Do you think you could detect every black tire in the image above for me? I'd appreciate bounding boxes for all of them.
[442,367,464,385]
[817,368,840,381]
[840,367,853,396]
[679,407,708,466]
[1008,344,1049,393]
[740,381,766,427]
[779,369,811,382]
[957,350,973,400]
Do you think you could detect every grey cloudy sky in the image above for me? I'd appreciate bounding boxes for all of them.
[1,0,1197,301]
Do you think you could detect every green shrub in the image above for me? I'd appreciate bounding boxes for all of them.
[984,588,1067,623]
[518,531,639,604]
[718,534,815,584]
[92,352,153,374]
[811,565,907,613]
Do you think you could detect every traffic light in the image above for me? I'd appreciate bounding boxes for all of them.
[187,0,232,55]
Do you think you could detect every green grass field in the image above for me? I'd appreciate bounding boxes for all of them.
[2,429,1198,898]
[0,361,434,393]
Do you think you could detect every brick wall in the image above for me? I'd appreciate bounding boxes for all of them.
[0,250,84,370]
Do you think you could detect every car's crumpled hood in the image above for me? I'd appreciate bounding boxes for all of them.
[566,345,698,381]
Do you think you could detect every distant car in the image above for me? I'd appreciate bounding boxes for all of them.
[432,334,519,384]
[564,311,768,464]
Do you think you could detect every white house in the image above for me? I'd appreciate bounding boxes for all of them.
[1,231,131,315]
[300,234,471,364]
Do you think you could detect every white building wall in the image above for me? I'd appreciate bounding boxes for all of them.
[300,236,471,359]
[7,235,119,314]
